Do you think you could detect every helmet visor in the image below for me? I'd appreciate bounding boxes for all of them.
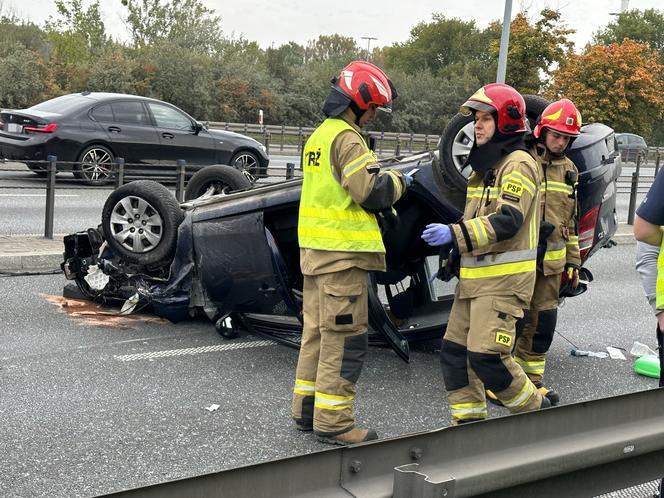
[460,100,495,116]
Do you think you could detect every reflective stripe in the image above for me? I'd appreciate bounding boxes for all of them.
[503,172,536,196]
[461,249,536,268]
[469,218,488,247]
[314,391,354,411]
[544,240,567,262]
[657,236,664,309]
[342,152,374,178]
[298,225,383,242]
[530,196,538,250]
[300,207,375,222]
[467,186,498,200]
[502,380,536,408]
[543,180,574,194]
[460,260,536,279]
[566,235,579,245]
[293,378,315,396]
[450,402,487,420]
[515,357,546,375]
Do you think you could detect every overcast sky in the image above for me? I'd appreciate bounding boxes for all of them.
[3,0,661,51]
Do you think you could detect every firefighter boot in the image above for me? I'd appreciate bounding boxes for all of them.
[294,419,313,432]
[317,427,378,446]
[485,389,503,407]
[535,383,560,406]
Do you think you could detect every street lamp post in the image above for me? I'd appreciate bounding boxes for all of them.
[361,36,378,61]
[496,0,513,83]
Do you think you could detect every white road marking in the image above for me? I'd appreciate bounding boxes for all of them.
[0,194,79,197]
[113,339,277,361]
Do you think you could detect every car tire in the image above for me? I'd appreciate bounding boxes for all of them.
[75,145,115,186]
[438,94,551,194]
[101,180,183,266]
[184,164,253,201]
[231,150,263,177]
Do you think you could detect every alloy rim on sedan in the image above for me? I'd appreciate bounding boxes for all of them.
[81,148,113,182]
[109,196,163,253]
[233,152,258,172]
[452,121,475,180]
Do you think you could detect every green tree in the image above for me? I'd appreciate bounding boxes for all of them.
[266,42,305,82]
[87,47,138,94]
[48,0,106,51]
[380,14,495,82]
[304,35,361,63]
[594,9,664,58]
[488,8,574,94]
[121,0,224,52]
[0,44,53,107]
[0,16,49,56]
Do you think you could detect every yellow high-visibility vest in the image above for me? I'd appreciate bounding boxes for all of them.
[657,236,664,310]
[298,118,384,253]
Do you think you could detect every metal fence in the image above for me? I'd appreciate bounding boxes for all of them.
[618,149,663,225]
[207,121,439,156]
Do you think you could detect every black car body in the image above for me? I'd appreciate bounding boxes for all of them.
[0,92,269,184]
[61,120,620,362]
[615,132,648,164]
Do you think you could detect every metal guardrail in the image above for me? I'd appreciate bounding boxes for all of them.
[618,152,662,225]
[104,387,664,498]
[207,121,439,157]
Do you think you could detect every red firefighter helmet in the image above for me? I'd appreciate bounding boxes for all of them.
[323,61,397,117]
[534,98,582,138]
[460,83,527,134]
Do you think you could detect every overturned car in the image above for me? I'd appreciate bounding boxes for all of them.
[62,101,620,362]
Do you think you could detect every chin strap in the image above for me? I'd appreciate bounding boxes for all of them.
[349,101,366,125]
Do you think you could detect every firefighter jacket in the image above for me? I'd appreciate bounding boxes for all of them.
[530,144,581,275]
[298,116,406,275]
[450,150,542,304]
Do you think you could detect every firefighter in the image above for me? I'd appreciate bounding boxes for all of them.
[506,98,582,406]
[291,61,410,445]
[422,83,548,424]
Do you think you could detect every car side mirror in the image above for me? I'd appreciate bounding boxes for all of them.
[193,121,204,135]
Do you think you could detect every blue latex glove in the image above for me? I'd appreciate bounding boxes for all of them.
[403,174,414,188]
[421,223,452,246]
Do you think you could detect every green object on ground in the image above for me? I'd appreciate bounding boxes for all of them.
[634,354,661,379]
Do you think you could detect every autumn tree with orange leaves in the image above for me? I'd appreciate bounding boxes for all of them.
[551,39,664,139]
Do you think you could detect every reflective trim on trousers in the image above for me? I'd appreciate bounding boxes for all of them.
[314,391,354,411]
[502,379,536,408]
[515,357,546,375]
[450,402,487,420]
[293,378,315,396]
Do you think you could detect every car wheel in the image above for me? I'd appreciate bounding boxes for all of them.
[184,164,253,201]
[438,94,551,194]
[101,180,183,266]
[75,145,114,185]
[231,150,261,176]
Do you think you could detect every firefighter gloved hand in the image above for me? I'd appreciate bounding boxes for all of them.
[402,174,413,189]
[421,223,452,246]
[565,264,580,288]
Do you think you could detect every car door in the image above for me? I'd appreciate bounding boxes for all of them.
[93,101,161,165]
[146,102,218,166]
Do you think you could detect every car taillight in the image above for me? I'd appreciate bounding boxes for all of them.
[24,123,58,133]
[578,205,599,261]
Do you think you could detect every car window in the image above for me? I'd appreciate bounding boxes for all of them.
[92,104,114,122]
[616,135,626,145]
[627,135,638,145]
[111,101,150,125]
[637,137,646,146]
[30,94,94,113]
[147,103,193,131]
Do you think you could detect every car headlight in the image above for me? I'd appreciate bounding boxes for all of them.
[260,144,267,154]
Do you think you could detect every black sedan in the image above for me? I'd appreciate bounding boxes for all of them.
[61,98,620,362]
[0,92,269,185]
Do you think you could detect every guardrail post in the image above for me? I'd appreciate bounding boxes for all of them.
[656,147,660,176]
[265,132,270,156]
[44,155,57,239]
[114,157,125,189]
[395,139,401,156]
[297,128,303,154]
[175,159,186,202]
[286,162,294,179]
[627,171,638,225]
[379,131,384,154]
[636,152,642,179]
[280,125,285,151]
[409,133,414,153]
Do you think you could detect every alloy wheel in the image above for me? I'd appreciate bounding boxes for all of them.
[80,148,113,182]
[233,152,258,172]
[109,196,163,253]
[451,121,475,180]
